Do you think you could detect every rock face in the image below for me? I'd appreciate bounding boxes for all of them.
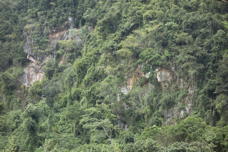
[21,21,85,87]
[155,68,173,82]
[23,32,33,57]
[119,65,196,125]
[162,73,196,125]
[163,84,196,125]
[48,30,68,50]
[120,66,146,94]
[23,23,49,62]
[22,63,44,87]
[48,28,83,49]
[120,87,131,95]
[155,67,173,89]
[20,55,45,86]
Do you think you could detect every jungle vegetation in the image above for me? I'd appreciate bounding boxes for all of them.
[0,0,227,151]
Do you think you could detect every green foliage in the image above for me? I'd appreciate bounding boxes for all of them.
[170,116,207,142]
[79,104,116,143]
[0,0,25,71]
[44,58,57,79]
[116,48,133,58]
[164,142,213,152]
[123,139,161,152]
[0,0,227,151]
[58,40,76,51]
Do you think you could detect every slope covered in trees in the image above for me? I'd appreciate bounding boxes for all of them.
[0,0,227,151]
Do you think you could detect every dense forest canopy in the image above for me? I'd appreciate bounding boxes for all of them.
[0,0,228,151]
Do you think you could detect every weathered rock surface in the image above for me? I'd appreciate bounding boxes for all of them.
[163,79,196,125]
[21,62,44,87]
[155,68,173,82]
[120,66,146,94]
[21,22,85,87]
[20,55,43,86]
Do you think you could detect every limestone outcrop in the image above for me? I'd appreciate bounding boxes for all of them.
[21,21,85,86]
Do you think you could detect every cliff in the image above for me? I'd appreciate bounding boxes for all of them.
[0,0,227,151]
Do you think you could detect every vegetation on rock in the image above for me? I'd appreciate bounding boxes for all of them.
[0,0,227,151]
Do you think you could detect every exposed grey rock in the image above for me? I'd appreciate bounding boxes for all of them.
[68,17,74,29]
[120,86,130,95]
[21,26,85,87]
[21,62,44,87]
[145,72,150,78]
[155,68,173,82]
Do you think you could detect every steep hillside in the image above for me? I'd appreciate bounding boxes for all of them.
[0,0,228,151]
